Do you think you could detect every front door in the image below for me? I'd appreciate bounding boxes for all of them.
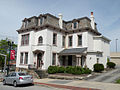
[68,55,72,66]
[37,53,42,68]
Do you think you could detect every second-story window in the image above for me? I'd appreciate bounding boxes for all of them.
[68,36,72,47]
[78,35,82,46]
[21,34,29,46]
[38,36,43,44]
[73,22,78,29]
[62,36,65,47]
[53,33,57,45]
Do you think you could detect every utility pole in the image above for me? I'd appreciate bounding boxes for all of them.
[116,39,118,53]
[7,40,14,75]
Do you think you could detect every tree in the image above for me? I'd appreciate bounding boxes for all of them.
[0,38,17,71]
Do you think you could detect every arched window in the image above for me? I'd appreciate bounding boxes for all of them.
[38,36,43,44]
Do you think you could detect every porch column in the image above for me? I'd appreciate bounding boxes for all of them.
[79,57,81,66]
[76,55,81,66]
[66,56,68,66]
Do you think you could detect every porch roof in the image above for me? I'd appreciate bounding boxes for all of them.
[59,48,87,55]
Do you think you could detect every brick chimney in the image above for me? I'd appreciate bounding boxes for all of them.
[58,13,63,29]
[90,12,95,30]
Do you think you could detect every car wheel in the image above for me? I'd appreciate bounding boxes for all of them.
[3,80,6,85]
[13,81,17,87]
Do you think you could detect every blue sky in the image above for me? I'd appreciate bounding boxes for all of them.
[0,0,120,52]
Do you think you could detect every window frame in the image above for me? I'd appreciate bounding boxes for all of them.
[20,52,28,65]
[77,34,82,46]
[24,52,28,64]
[21,34,29,46]
[72,22,78,29]
[68,35,73,47]
[38,36,43,44]
[20,52,24,64]
[53,33,57,45]
[52,53,56,66]
[62,36,65,47]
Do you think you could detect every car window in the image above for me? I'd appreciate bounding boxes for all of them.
[18,73,26,76]
[11,73,16,77]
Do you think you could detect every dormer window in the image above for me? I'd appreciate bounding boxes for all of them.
[40,18,43,25]
[73,22,78,29]
[38,17,44,26]
[38,36,43,44]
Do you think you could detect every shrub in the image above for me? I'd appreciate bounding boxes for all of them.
[65,66,74,74]
[58,66,65,73]
[94,63,104,72]
[47,66,58,74]
[107,62,116,68]
[84,68,92,74]
[71,66,83,75]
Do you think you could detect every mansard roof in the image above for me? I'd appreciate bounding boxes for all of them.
[17,13,101,35]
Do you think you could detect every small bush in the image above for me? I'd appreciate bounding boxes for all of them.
[84,68,92,74]
[107,62,116,68]
[72,66,83,75]
[65,66,74,74]
[116,78,120,84]
[58,66,65,73]
[94,63,104,72]
[48,66,58,74]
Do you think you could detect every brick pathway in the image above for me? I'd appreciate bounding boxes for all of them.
[34,82,100,90]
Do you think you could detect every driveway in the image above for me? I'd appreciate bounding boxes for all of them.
[86,66,120,83]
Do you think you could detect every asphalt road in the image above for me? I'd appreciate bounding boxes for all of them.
[86,67,120,83]
[0,82,63,90]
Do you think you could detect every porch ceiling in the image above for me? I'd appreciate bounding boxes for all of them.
[59,48,87,55]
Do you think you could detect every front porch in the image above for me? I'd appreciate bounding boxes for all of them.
[59,48,87,67]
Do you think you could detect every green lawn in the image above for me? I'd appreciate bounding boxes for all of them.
[116,78,120,84]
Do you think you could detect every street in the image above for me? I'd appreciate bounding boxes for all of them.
[86,66,120,83]
[0,82,63,90]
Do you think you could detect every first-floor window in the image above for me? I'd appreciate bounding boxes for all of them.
[52,53,56,65]
[20,52,28,64]
[20,53,23,64]
[24,52,28,64]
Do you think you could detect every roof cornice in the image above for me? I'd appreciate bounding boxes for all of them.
[16,24,101,35]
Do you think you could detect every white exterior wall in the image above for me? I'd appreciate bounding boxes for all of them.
[16,27,110,70]
[66,32,88,49]
[87,32,94,51]
[93,37,110,68]
[16,31,33,68]
[86,54,97,70]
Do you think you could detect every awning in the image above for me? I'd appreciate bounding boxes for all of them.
[59,48,87,55]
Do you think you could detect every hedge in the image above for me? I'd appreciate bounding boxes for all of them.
[47,66,91,75]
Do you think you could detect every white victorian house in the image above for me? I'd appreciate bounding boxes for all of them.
[16,12,110,70]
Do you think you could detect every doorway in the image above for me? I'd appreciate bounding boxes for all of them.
[37,53,42,68]
[68,55,72,66]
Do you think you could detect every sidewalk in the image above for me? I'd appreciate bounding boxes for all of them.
[34,78,120,90]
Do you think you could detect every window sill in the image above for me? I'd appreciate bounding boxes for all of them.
[53,44,57,46]
[21,45,29,46]
[19,64,28,66]
[78,45,82,47]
